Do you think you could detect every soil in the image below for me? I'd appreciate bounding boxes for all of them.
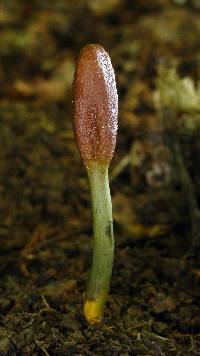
[1,1,200,355]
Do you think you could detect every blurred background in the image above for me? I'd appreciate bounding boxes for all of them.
[1,1,200,354]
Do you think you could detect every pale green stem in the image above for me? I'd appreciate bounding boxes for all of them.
[85,161,114,317]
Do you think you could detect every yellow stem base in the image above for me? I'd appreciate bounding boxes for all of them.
[83,298,105,325]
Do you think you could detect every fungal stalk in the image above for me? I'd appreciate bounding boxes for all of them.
[73,44,118,324]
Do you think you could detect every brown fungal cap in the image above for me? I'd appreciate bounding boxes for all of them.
[73,44,118,168]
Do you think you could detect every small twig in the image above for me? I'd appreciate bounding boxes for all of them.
[35,339,50,356]
[160,107,200,254]
[110,155,130,182]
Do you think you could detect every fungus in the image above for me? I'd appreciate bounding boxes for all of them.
[73,44,118,324]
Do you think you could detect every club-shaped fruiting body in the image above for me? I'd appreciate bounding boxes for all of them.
[73,44,118,324]
[73,44,118,169]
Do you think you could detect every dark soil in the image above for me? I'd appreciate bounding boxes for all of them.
[1,1,200,355]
